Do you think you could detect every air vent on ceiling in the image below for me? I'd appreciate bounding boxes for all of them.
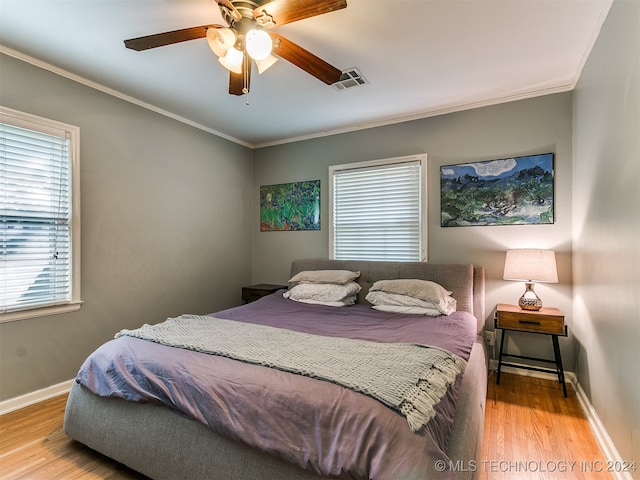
[333,68,368,90]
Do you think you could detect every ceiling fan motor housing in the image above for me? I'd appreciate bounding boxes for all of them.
[221,1,262,26]
[221,1,273,50]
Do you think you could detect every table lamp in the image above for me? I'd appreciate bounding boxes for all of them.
[503,249,558,311]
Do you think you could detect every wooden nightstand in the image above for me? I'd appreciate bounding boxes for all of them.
[241,284,287,303]
[495,303,568,397]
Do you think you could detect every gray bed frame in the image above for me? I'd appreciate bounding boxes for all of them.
[64,259,487,480]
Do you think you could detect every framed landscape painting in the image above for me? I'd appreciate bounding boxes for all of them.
[440,153,554,226]
[260,180,320,231]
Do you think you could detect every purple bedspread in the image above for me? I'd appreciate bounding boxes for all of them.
[76,292,478,480]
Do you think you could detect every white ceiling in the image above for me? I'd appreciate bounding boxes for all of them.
[0,0,611,148]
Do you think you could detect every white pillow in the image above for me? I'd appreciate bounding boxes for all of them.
[365,291,433,307]
[288,269,360,285]
[365,289,457,315]
[372,304,443,316]
[289,296,357,307]
[369,279,452,303]
[283,282,361,302]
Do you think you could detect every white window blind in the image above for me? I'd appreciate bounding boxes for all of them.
[330,155,426,261]
[1,108,81,319]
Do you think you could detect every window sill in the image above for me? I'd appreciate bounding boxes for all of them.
[0,301,84,323]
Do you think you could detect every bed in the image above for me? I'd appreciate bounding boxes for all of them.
[64,259,487,480]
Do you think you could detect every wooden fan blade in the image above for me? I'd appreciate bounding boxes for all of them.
[254,0,346,27]
[124,24,224,51]
[229,53,252,95]
[270,33,342,85]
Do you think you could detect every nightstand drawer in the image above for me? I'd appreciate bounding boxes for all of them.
[495,303,566,335]
[496,311,564,335]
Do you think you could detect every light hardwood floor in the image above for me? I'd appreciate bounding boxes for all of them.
[0,372,613,479]
[480,372,614,480]
[0,395,146,480]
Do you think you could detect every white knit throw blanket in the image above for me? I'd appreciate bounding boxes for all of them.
[116,314,467,432]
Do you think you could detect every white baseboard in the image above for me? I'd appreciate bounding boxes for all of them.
[489,359,567,382]
[490,363,633,480]
[572,380,634,480]
[0,379,75,416]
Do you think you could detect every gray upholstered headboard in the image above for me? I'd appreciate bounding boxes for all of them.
[290,259,486,332]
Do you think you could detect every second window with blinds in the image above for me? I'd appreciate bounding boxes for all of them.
[329,154,427,262]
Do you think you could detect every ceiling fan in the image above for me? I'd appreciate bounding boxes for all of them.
[124,0,347,96]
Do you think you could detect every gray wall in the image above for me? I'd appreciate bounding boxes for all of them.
[572,0,639,474]
[252,93,575,369]
[0,54,254,400]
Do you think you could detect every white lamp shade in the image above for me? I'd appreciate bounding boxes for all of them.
[255,53,278,74]
[218,47,243,74]
[503,249,558,283]
[206,28,236,57]
[245,29,273,60]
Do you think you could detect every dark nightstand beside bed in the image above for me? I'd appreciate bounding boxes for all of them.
[242,284,288,303]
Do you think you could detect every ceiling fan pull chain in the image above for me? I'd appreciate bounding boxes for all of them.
[244,68,250,104]
[243,53,250,104]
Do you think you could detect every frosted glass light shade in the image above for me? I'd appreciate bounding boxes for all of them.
[245,29,272,60]
[206,28,236,57]
[218,47,243,74]
[255,53,278,74]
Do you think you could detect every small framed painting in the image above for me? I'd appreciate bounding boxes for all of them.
[260,180,320,231]
[440,153,554,226]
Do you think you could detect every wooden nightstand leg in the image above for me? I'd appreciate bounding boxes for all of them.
[551,335,568,397]
[496,329,507,385]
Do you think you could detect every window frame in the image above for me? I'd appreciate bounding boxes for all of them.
[1,106,82,322]
[329,154,428,262]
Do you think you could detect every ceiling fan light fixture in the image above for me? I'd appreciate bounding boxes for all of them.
[206,27,236,57]
[255,53,278,74]
[245,29,272,60]
[219,46,244,74]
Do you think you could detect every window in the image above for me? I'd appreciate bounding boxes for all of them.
[1,107,81,322]
[329,154,427,261]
